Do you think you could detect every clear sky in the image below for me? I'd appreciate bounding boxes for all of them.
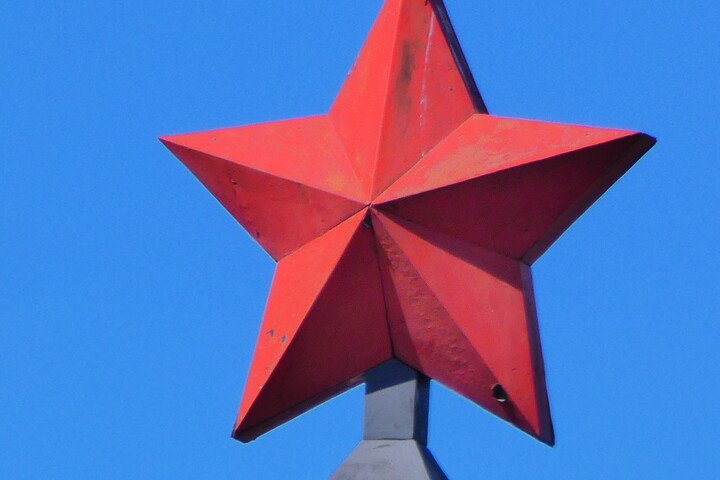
[1,1,718,478]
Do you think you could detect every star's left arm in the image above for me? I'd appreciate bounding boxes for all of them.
[161,115,367,261]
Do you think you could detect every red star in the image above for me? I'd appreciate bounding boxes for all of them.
[161,0,654,446]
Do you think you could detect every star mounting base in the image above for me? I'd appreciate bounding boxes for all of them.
[329,360,447,480]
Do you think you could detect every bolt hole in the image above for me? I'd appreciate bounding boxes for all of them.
[492,384,508,403]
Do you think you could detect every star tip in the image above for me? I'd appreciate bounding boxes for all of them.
[528,430,555,447]
[523,418,555,447]
[622,130,655,144]
[640,132,657,146]
[630,132,657,158]
[537,426,555,447]
[157,135,174,146]
[157,135,190,156]
[231,424,254,444]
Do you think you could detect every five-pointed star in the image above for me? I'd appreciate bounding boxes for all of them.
[161,0,654,446]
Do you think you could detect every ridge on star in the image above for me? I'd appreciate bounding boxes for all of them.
[160,0,655,446]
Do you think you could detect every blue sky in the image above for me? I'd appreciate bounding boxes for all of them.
[1,1,718,478]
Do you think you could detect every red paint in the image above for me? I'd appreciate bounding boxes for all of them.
[160,116,365,261]
[161,0,655,445]
[372,210,552,442]
[234,209,391,441]
[375,115,654,263]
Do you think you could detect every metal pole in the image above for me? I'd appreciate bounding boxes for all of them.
[329,359,448,479]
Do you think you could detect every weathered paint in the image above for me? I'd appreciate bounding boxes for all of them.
[161,0,655,446]
[330,0,482,200]
[372,210,552,443]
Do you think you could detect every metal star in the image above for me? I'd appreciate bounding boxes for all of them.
[161,0,654,446]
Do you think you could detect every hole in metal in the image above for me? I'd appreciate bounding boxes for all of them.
[492,384,508,403]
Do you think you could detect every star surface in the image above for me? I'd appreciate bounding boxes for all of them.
[161,0,654,446]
